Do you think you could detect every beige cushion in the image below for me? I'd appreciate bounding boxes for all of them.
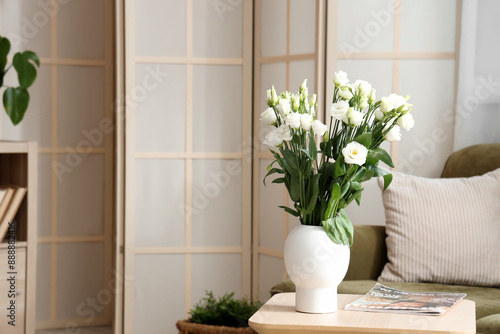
[378,169,500,287]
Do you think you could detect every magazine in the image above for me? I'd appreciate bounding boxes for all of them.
[345,283,466,315]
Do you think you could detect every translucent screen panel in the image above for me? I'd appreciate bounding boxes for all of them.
[259,63,286,151]
[260,0,287,57]
[134,0,186,57]
[287,214,301,234]
[192,254,243,304]
[191,160,242,247]
[0,0,52,57]
[134,254,185,334]
[57,154,104,236]
[398,60,455,177]
[259,160,285,250]
[336,60,394,98]
[135,159,185,247]
[193,0,243,58]
[192,65,243,152]
[56,243,105,319]
[289,60,316,94]
[258,255,284,302]
[400,0,456,52]
[344,178,385,226]
[2,65,52,147]
[135,64,186,152]
[57,0,105,60]
[337,0,394,53]
[38,155,52,237]
[36,244,51,321]
[289,0,316,55]
[57,66,105,147]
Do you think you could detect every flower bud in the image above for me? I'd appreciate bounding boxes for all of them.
[291,95,300,111]
[281,91,291,100]
[300,79,308,93]
[368,88,376,104]
[309,94,317,106]
[266,86,279,107]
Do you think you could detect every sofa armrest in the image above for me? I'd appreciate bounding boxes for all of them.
[344,225,387,281]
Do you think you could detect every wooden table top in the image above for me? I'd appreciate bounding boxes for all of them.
[249,293,476,334]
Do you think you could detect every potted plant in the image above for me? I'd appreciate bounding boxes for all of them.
[261,72,414,313]
[176,291,262,333]
[0,35,40,125]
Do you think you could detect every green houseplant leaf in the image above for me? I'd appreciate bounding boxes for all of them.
[3,87,30,125]
[13,51,38,89]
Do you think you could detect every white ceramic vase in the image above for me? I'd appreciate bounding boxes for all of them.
[284,224,350,313]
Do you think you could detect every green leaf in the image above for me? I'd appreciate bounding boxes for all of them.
[367,147,394,168]
[305,174,320,213]
[3,87,29,125]
[331,182,341,201]
[279,205,300,217]
[271,177,286,184]
[289,176,300,202]
[0,36,10,87]
[340,181,350,198]
[263,167,283,186]
[322,218,342,245]
[22,50,40,67]
[353,132,372,148]
[365,164,390,177]
[309,133,317,161]
[340,209,354,247]
[13,52,38,88]
[300,148,312,160]
[332,156,346,177]
[382,173,393,191]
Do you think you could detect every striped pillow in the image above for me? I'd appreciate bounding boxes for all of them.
[378,169,500,287]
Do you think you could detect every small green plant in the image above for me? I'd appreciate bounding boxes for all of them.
[0,35,40,125]
[189,291,262,328]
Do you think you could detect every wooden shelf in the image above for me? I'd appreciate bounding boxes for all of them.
[0,141,37,334]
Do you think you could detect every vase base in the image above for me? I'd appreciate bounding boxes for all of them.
[295,286,338,314]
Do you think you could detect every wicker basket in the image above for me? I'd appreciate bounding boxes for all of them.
[176,320,257,334]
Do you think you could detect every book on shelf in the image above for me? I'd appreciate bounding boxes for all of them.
[0,183,27,241]
[345,283,466,316]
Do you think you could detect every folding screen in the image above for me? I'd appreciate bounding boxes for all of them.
[327,0,459,226]
[252,0,326,302]
[0,0,114,330]
[123,0,253,332]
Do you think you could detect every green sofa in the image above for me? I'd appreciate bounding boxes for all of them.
[270,144,500,334]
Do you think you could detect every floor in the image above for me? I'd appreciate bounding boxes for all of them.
[36,326,113,334]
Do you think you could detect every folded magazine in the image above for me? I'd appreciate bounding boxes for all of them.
[345,283,467,315]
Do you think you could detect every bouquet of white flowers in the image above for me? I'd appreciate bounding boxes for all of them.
[261,71,414,247]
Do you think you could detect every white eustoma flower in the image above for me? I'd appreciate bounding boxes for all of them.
[347,108,363,126]
[397,113,415,131]
[263,128,283,147]
[342,141,368,166]
[260,107,277,125]
[380,96,395,113]
[312,120,328,136]
[338,85,353,100]
[374,108,384,121]
[276,98,291,117]
[300,113,313,131]
[353,80,372,96]
[388,93,406,109]
[285,112,301,129]
[334,71,349,86]
[277,124,293,141]
[385,125,402,142]
[330,101,349,123]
